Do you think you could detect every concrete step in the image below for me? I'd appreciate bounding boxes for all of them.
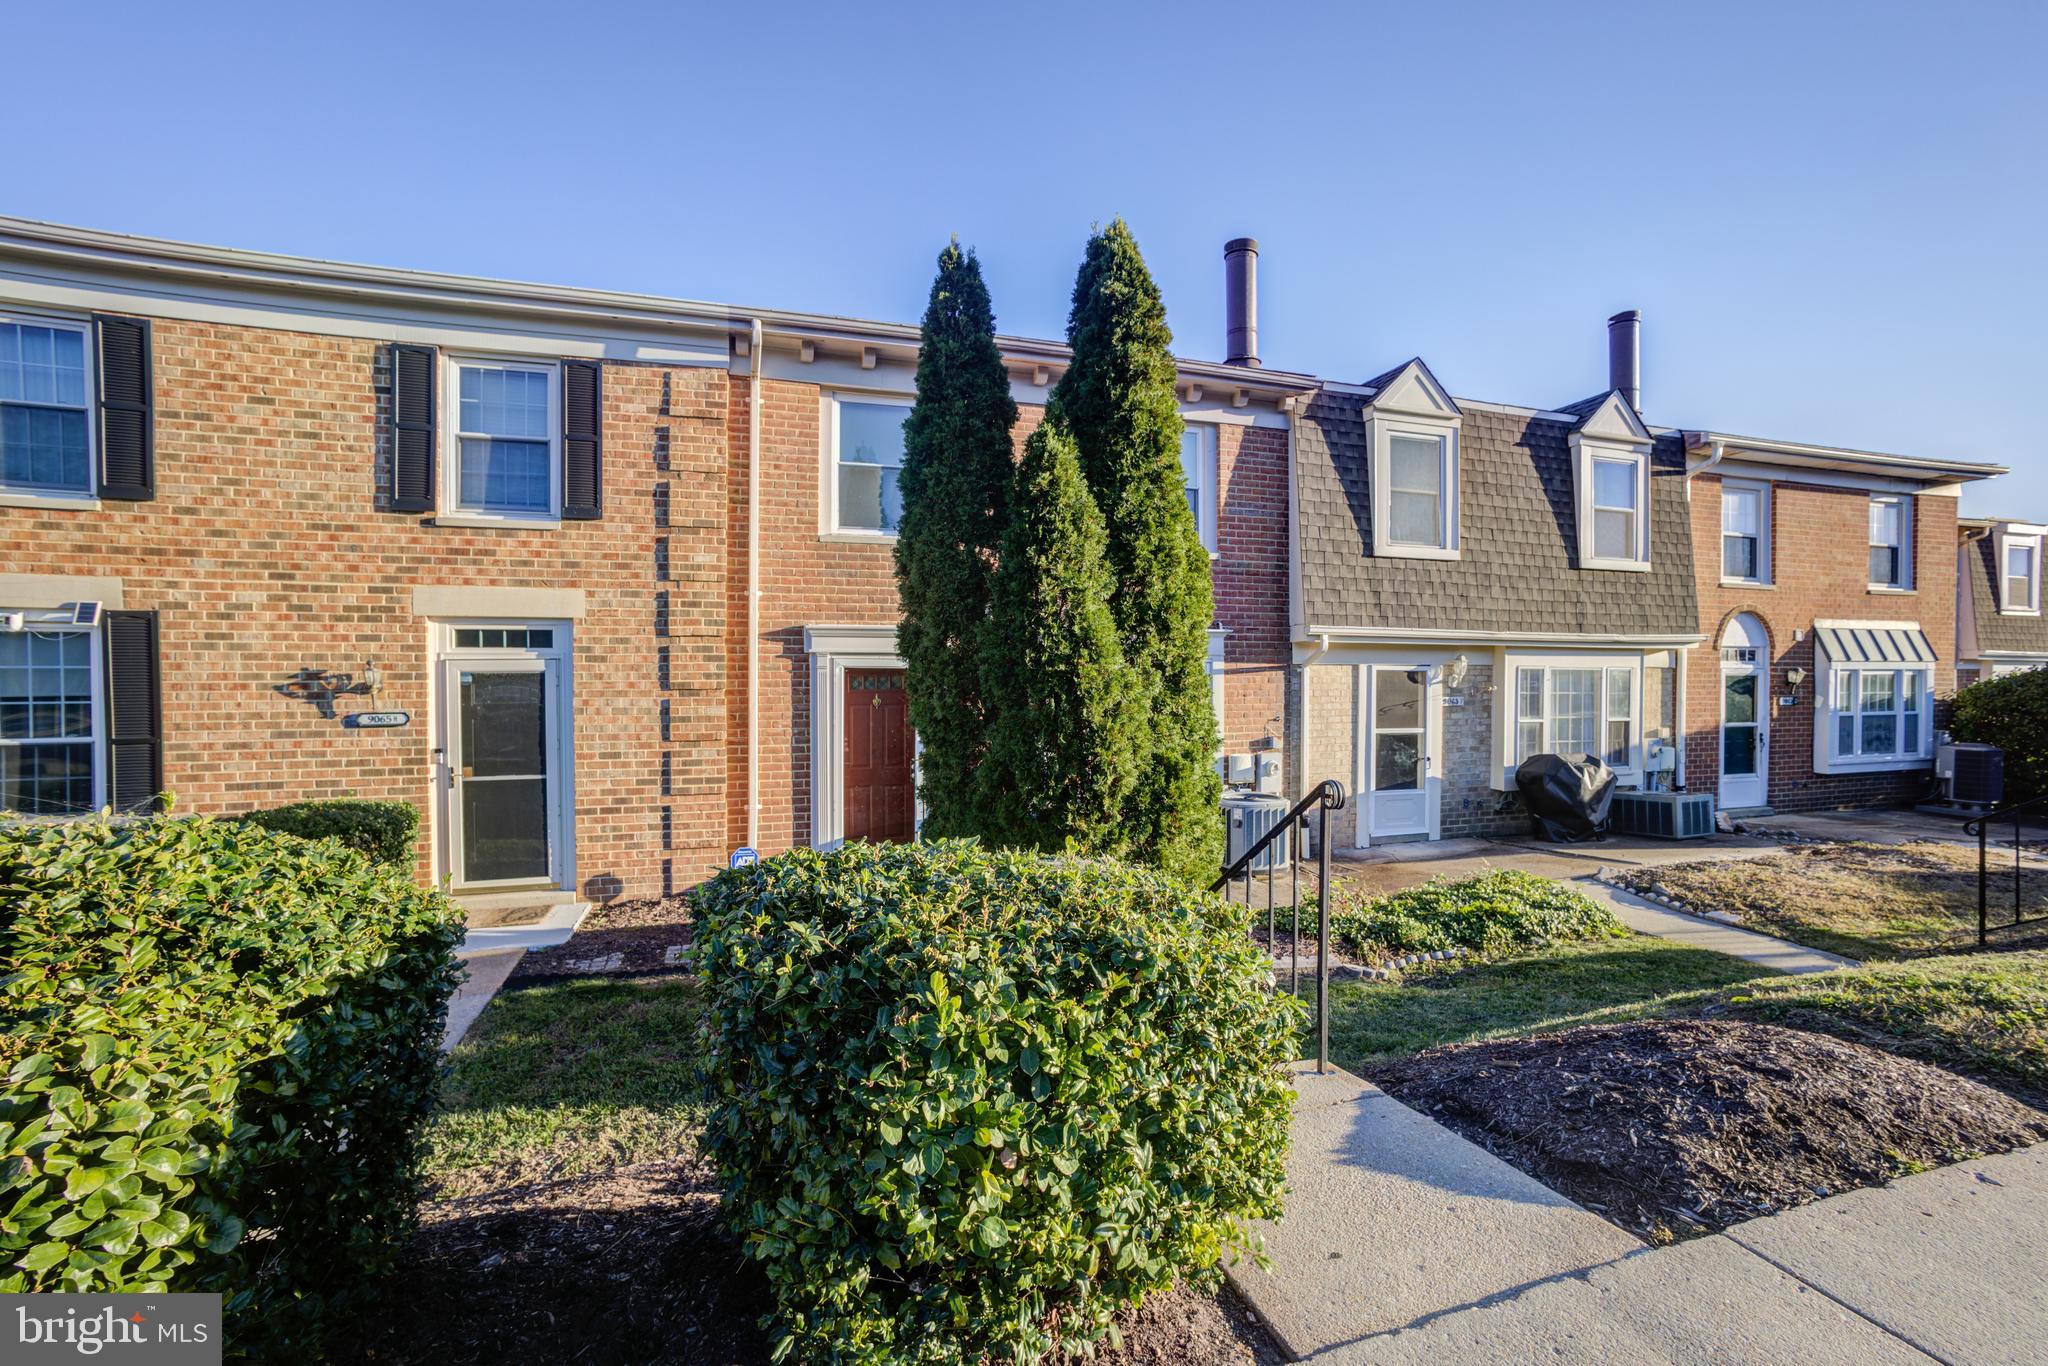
[457,897,590,955]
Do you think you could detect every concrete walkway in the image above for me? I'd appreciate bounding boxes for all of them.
[441,947,524,1053]
[1583,881,1859,974]
[1231,1067,2048,1363]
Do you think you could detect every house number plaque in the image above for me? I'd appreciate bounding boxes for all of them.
[343,711,411,729]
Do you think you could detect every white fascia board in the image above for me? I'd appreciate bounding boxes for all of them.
[1305,625,1704,648]
[1682,429,2005,483]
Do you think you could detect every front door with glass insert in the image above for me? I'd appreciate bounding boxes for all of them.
[1719,652,1766,810]
[440,627,566,889]
[1367,667,1430,839]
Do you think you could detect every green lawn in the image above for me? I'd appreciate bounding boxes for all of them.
[1322,936,1774,1072]
[1722,949,2048,1097]
[425,976,707,1198]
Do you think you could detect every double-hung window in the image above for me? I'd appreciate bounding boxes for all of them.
[1867,495,1910,589]
[0,623,101,815]
[1591,458,1640,562]
[1386,433,1446,548]
[1830,668,1926,761]
[450,360,558,518]
[1721,481,1769,583]
[1514,665,1636,770]
[828,394,910,535]
[2007,541,2039,613]
[1180,423,1217,553]
[0,317,93,497]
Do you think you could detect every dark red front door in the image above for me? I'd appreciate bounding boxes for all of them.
[844,670,915,842]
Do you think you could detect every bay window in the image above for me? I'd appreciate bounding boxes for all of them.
[1514,664,1636,771]
[1828,667,1928,763]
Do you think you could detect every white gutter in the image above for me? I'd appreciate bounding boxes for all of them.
[746,316,764,850]
[1685,439,1727,495]
[1304,625,1706,648]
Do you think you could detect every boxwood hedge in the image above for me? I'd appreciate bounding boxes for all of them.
[240,797,420,868]
[0,814,464,1359]
[693,840,1301,1365]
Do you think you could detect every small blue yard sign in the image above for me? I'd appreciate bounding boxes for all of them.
[729,846,759,869]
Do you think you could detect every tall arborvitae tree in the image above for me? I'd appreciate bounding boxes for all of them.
[894,241,1020,837]
[1049,219,1223,883]
[977,418,1142,853]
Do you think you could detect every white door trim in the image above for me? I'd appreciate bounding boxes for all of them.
[803,623,912,850]
[430,619,575,892]
[1356,663,1442,846]
[1717,617,1768,810]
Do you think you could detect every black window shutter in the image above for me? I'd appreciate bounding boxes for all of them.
[93,315,154,500]
[562,359,602,519]
[103,610,164,814]
[390,344,437,512]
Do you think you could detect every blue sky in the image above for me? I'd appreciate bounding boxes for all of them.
[11,0,2042,513]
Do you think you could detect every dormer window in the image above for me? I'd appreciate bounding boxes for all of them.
[1363,360,1462,561]
[1999,524,2045,615]
[1568,392,1653,572]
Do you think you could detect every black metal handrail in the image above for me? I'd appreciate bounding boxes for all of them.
[1964,793,2048,947]
[1213,779,1348,1074]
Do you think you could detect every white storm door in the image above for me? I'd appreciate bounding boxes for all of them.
[1718,662,1766,810]
[1367,667,1430,838]
[441,654,564,889]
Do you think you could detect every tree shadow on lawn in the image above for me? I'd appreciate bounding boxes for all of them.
[1322,938,1775,1072]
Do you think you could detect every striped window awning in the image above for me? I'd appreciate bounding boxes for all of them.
[1814,622,1936,666]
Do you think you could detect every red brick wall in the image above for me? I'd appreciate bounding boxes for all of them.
[725,377,1295,854]
[1685,473,1957,812]
[0,316,728,899]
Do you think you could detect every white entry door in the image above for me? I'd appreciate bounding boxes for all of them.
[1719,651,1767,811]
[437,626,569,890]
[1367,666,1431,839]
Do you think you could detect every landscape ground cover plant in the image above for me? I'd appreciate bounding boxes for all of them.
[0,814,461,1359]
[1326,868,1627,965]
[693,840,1299,1365]
[1616,840,2048,960]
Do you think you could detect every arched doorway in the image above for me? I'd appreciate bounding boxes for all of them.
[1718,614,1769,810]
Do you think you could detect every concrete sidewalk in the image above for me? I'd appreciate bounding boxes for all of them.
[1232,1066,2048,1363]
[1582,880,1858,974]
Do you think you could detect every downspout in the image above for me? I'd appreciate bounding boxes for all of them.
[1958,523,1993,674]
[1685,439,1727,494]
[1676,442,1723,791]
[746,317,764,849]
[1297,632,1331,804]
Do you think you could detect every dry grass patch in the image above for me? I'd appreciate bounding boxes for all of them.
[1621,840,2048,960]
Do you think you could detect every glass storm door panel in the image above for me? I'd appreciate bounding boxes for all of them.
[454,663,554,884]
[1718,667,1766,811]
[1368,667,1431,839]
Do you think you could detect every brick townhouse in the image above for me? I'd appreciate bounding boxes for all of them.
[0,218,1302,909]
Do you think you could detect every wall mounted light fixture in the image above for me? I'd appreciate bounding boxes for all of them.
[1785,665,1808,701]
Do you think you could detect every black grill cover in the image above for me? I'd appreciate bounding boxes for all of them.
[1515,754,1616,843]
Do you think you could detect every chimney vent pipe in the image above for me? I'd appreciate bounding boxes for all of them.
[1225,238,1260,368]
[1607,309,1641,413]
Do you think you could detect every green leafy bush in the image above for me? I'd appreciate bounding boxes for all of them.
[0,815,463,1358]
[693,840,1300,1365]
[1330,870,1625,964]
[240,797,419,867]
[1950,667,2048,804]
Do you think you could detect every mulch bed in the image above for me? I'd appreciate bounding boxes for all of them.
[343,1154,1279,1365]
[511,896,696,985]
[1372,1018,2048,1245]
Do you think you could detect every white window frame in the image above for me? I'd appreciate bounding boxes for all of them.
[1571,437,1652,571]
[1996,525,2043,615]
[1501,656,1642,785]
[438,354,562,525]
[822,390,913,541]
[1369,420,1460,559]
[1817,663,1931,771]
[1866,493,1913,591]
[0,613,107,816]
[0,310,99,509]
[1182,422,1218,556]
[1719,478,1771,586]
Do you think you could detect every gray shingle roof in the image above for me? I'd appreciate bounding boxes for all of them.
[1554,392,1616,422]
[1295,387,1699,636]
[1967,534,2048,654]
